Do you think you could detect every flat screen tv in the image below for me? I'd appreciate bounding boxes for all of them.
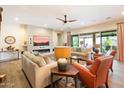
[33,35,49,46]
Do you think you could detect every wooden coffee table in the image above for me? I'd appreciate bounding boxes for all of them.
[51,64,79,88]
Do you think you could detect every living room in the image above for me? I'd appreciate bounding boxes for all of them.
[0,3,124,91]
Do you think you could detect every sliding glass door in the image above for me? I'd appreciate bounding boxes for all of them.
[71,35,79,48]
[71,30,117,54]
[79,34,93,48]
[101,31,117,53]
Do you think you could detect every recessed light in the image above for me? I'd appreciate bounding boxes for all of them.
[15,17,19,21]
[122,11,124,15]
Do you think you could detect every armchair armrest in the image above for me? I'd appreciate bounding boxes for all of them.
[94,53,103,59]
[86,59,94,65]
[73,63,96,87]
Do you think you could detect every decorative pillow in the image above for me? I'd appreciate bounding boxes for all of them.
[23,51,31,57]
[43,56,53,64]
[27,53,36,60]
[33,51,39,56]
[31,56,47,67]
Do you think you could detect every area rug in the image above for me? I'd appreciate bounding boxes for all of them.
[0,60,30,88]
[0,60,81,88]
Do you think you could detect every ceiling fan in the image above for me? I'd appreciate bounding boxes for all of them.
[56,15,77,24]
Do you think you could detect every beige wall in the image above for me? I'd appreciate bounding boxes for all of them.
[26,25,59,47]
[1,18,124,51]
[26,25,59,52]
[56,31,68,46]
[71,19,124,35]
[52,31,58,46]
[0,22,59,51]
[0,22,28,51]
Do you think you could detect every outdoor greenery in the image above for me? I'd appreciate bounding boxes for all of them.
[71,31,117,53]
[101,31,117,53]
[72,35,79,48]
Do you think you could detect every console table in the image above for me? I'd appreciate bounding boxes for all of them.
[0,50,19,62]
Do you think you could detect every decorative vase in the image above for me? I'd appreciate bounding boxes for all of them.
[57,58,68,71]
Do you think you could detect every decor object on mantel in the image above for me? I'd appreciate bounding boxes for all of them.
[54,46,71,71]
[6,45,15,51]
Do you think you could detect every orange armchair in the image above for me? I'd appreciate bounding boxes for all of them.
[73,55,113,88]
[87,50,116,72]
[109,50,116,72]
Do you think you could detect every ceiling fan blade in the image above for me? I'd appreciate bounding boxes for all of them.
[56,18,65,22]
[68,20,77,22]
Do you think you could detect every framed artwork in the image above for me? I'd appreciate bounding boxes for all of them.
[4,36,16,44]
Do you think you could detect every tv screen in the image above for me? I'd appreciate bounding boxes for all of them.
[33,35,49,46]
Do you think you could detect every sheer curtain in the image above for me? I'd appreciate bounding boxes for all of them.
[117,22,124,62]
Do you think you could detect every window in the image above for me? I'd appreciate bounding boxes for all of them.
[101,31,117,53]
[71,35,79,48]
[95,33,100,45]
[79,34,93,48]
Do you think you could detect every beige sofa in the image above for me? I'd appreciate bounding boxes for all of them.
[21,52,59,88]
[71,47,91,60]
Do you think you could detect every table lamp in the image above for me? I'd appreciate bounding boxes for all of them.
[54,46,71,71]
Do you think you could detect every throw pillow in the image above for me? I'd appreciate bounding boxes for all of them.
[28,53,36,60]
[31,56,46,67]
[23,51,31,57]
[43,56,53,64]
[33,51,39,56]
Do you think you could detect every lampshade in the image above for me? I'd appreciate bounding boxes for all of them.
[54,46,71,60]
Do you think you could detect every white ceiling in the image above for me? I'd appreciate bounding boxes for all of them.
[1,5,124,31]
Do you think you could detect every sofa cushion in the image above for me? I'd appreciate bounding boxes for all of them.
[31,56,47,67]
[23,51,31,57]
[43,56,54,64]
